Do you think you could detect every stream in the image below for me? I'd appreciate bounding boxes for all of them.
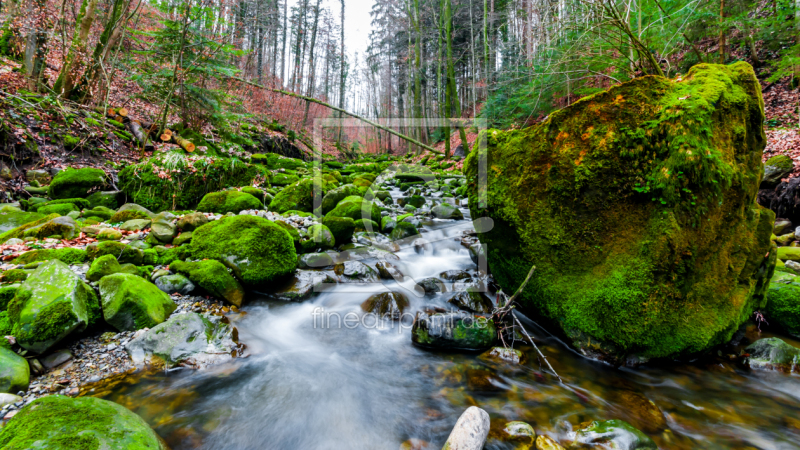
[88,184,800,450]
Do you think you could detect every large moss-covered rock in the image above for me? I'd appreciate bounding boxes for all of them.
[190,215,297,288]
[0,395,167,449]
[300,224,335,251]
[99,273,176,331]
[762,154,793,188]
[411,311,496,351]
[197,190,262,214]
[269,178,324,213]
[125,312,241,369]
[48,167,107,199]
[0,346,28,394]
[170,260,245,307]
[7,260,97,353]
[745,337,800,372]
[324,195,382,224]
[465,63,775,362]
[0,210,44,234]
[22,216,78,240]
[11,248,86,265]
[764,271,800,337]
[86,241,144,265]
[0,213,60,244]
[322,216,356,244]
[321,184,362,214]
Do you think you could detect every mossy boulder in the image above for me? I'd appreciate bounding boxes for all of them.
[177,212,209,231]
[86,241,144,265]
[745,337,800,372]
[762,154,794,188]
[85,190,121,209]
[389,221,419,241]
[322,216,356,245]
[0,210,45,234]
[99,273,176,331]
[97,228,123,241]
[0,346,28,394]
[86,254,140,282]
[35,203,79,217]
[190,215,297,288]
[411,311,496,351]
[0,269,27,284]
[171,260,245,307]
[270,172,300,186]
[154,274,195,295]
[22,216,78,240]
[361,291,409,320]
[82,205,116,221]
[574,419,656,450]
[354,219,380,232]
[0,285,20,311]
[0,214,60,244]
[120,219,151,231]
[7,260,97,353]
[301,224,335,251]
[321,184,362,214]
[11,248,86,265]
[464,62,775,363]
[324,195,381,224]
[197,190,262,214]
[432,203,464,220]
[241,186,266,201]
[47,167,107,199]
[765,271,800,337]
[150,212,177,243]
[0,395,167,449]
[269,178,324,214]
[110,209,150,223]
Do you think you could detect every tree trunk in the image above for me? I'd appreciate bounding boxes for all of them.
[53,0,99,97]
[337,0,346,142]
[303,0,322,125]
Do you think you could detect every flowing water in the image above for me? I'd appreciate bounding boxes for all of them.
[90,186,800,450]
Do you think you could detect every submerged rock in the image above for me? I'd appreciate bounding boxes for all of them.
[465,62,775,363]
[574,419,657,450]
[441,406,490,450]
[411,311,496,351]
[126,312,242,369]
[745,337,800,372]
[259,270,336,302]
[361,291,409,320]
[448,288,494,314]
[0,395,167,449]
[479,347,527,365]
[536,435,566,450]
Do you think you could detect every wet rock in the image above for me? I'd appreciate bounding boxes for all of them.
[361,292,409,320]
[774,219,793,236]
[0,395,167,449]
[574,419,657,450]
[99,273,177,331]
[173,231,193,246]
[354,232,400,252]
[479,347,527,365]
[745,337,800,372]
[126,312,242,369]
[150,212,177,243]
[389,222,419,241]
[432,203,464,220]
[301,224,336,251]
[399,438,428,450]
[440,270,473,281]
[151,269,170,281]
[96,228,123,241]
[762,154,794,188]
[412,238,432,254]
[448,288,494,314]
[23,216,78,240]
[0,347,29,394]
[0,393,22,408]
[418,277,446,294]
[9,260,96,353]
[501,421,536,449]
[120,219,151,231]
[441,406,490,450]
[298,252,335,269]
[177,212,209,231]
[39,349,73,370]
[261,270,336,302]
[535,435,566,450]
[375,261,403,279]
[411,311,496,351]
[155,274,196,296]
[612,390,667,434]
[334,261,379,283]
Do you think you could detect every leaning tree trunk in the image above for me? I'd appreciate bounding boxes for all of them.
[53,0,99,98]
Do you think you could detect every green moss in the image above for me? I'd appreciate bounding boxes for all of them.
[48,168,106,199]
[321,184,362,214]
[274,220,301,249]
[197,190,262,214]
[241,186,266,201]
[36,203,78,216]
[11,298,76,349]
[0,285,19,311]
[157,246,190,266]
[0,269,28,284]
[109,209,149,223]
[0,395,166,449]
[170,260,244,306]
[0,214,60,244]
[765,271,800,337]
[86,241,143,265]
[12,248,87,265]
[99,273,176,331]
[63,135,81,149]
[86,254,122,282]
[323,216,356,244]
[353,219,379,232]
[31,198,91,212]
[765,154,793,171]
[0,311,11,340]
[118,154,259,212]
[324,196,381,224]
[464,63,774,361]
[269,178,325,214]
[389,222,419,240]
[190,215,297,288]
[301,224,335,251]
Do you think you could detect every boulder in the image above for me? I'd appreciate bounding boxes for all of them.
[0,395,167,449]
[173,231,193,246]
[120,219,151,231]
[745,337,800,372]
[301,224,335,251]
[98,273,177,331]
[0,210,45,234]
[110,204,154,222]
[465,62,775,362]
[0,214,60,244]
[85,190,121,209]
[321,184,362,214]
[432,203,464,220]
[334,261,379,283]
[498,421,536,449]
[448,288,494,314]
[155,274,196,296]
[298,252,335,269]
[321,216,356,245]
[269,178,323,213]
[411,311,496,351]
[361,291,409,320]
[96,228,123,241]
[22,216,78,240]
[0,346,29,394]
[574,419,657,450]
[479,347,527,365]
[418,277,446,294]
[7,260,98,353]
[176,212,208,231]
[324,195,382,224]
[125,312,242,369]
[86,241,144,265]
[260,270,336,301]
[190,215,297,288]
[197,190,262,214]
[762,154,794,188]
[47,167,106,199]
[764,271,800,336]
[170,260,245,307]
[150,212,177,243]
[441,406,490,450]
[86,254,126,281]
[388,222,419,241]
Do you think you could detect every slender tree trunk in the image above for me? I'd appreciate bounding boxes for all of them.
[281,0,287,85]
[303,0,322,124]
[338,0,346,142]
[53,0,99,97]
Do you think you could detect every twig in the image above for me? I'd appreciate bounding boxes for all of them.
[513,313,562,384]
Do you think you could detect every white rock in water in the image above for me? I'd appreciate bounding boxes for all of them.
[441,406,490,450]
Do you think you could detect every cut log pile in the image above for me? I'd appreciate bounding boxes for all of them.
[93,107,196,153]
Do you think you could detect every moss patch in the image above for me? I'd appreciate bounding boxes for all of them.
[197,190,262,214]
[48,168,106,199]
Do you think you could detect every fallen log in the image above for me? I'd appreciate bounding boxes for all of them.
[127,121,154,152]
